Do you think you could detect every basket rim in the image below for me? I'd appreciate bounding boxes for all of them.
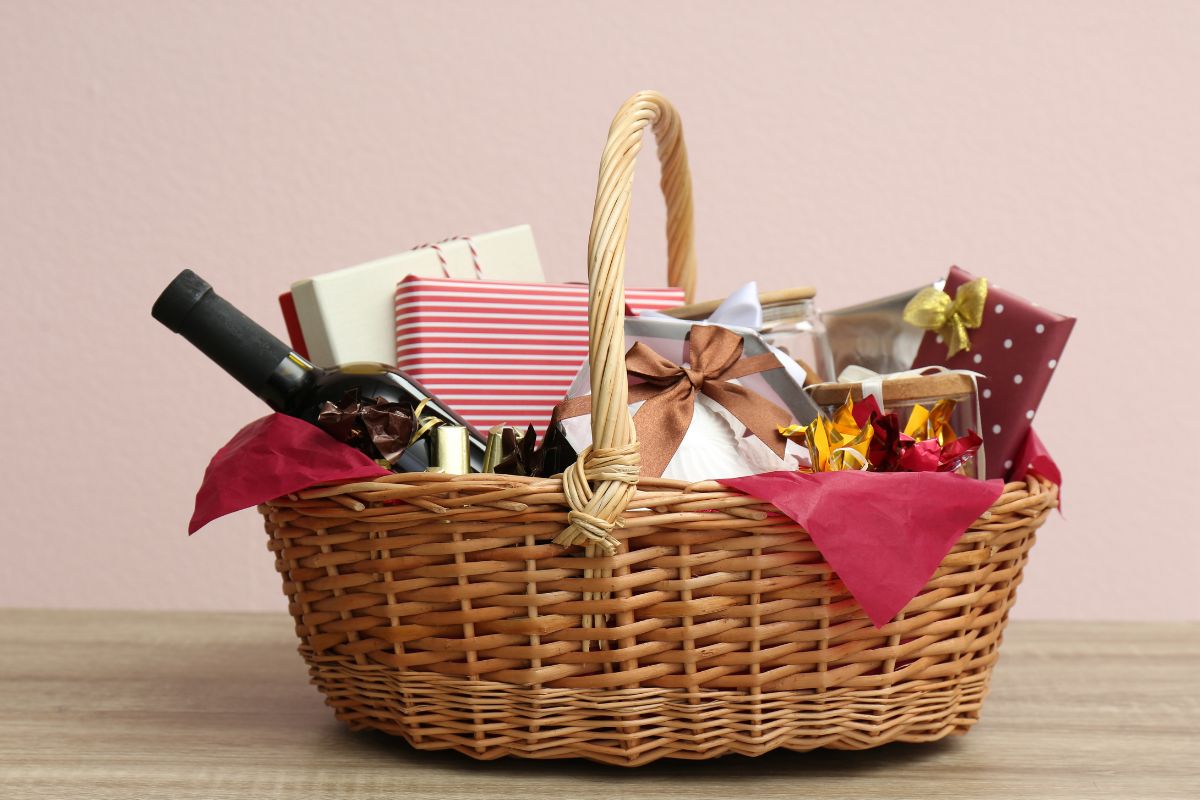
[275,471,1058,524]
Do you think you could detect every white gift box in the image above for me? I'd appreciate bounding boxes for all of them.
[290,225,545,367]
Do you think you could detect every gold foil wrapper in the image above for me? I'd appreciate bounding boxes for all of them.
[434,425,471,475]
[783,393,963,473]
[483,424,515,473]
[903,398,959,445]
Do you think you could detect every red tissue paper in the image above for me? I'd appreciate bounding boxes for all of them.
[1010,427,1063,508]
[189,413,388,534]
[718,471,1004,627]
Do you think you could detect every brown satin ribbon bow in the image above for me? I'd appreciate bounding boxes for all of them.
[555,325,793,478]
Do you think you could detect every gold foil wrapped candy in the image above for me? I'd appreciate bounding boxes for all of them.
[904,398,959,444]
[783,394,980,474]
[781,394,874,472]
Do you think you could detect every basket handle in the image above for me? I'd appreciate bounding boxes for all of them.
[554,90,696,554]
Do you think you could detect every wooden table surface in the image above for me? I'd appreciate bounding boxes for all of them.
[1,610,1197,799]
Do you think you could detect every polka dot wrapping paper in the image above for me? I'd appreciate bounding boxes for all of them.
[911,266,1075,480]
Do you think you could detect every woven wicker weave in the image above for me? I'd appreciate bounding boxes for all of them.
[259,91,1057,766]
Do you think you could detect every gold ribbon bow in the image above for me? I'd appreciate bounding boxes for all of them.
[555,325,792,478]
[903,277,988,358]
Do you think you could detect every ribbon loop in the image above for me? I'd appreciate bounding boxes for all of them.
[902,276,988,358]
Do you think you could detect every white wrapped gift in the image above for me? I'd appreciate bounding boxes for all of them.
[558,314,819,482]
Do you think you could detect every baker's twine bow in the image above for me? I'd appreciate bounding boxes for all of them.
[903,276,988,358]
[410,235,483,279]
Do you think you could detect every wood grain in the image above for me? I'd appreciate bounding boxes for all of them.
[1,609,1197,799]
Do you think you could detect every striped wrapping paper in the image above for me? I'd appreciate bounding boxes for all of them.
[395,277,686,437]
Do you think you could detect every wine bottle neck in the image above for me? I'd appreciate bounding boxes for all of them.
[262,352,321,413]
[152,270,323,412]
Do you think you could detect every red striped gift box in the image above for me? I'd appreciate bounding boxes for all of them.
[395,277,686,437]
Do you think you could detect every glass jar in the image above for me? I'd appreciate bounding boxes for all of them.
[809,372,983,477]
[759,294,836,385]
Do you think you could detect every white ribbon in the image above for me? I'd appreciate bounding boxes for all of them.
[641,280,764,328]
[699,280,765,329]
[642,281,808,387]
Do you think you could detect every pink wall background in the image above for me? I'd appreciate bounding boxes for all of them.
[2,2,1196,619]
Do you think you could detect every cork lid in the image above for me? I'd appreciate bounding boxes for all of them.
[808,372,976,407]
[659,286,817,321]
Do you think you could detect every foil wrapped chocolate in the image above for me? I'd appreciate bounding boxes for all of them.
[432,425,471,474]
[480,423,575,478]
[530,423,578,478]
[316,391,415,467]
[484,424,539,476]
[781,393,982,475]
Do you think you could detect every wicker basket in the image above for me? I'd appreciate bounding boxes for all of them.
[259,91,1057,767]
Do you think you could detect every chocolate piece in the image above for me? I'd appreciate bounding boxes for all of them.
[494,425,537,476]
[316,390,415,467]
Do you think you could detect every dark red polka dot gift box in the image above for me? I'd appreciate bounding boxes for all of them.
[910,265,1075,480]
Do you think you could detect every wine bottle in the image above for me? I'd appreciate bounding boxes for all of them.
[151,269,485,472]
